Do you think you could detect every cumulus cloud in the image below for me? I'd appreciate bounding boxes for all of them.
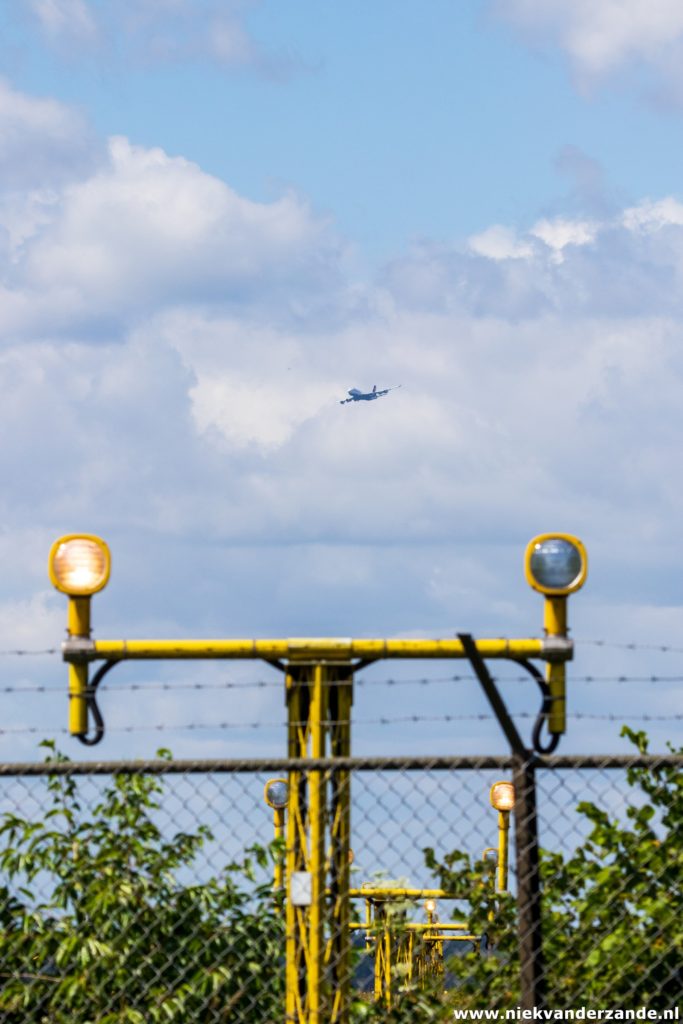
[0,78,99,190]
[382,197,683,318]
[493,0,683,101]
[0,134,342,337]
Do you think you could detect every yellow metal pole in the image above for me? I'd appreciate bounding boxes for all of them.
[67,596,91,736]
[86,636,551,662]
[497,810,510,892]
[286,669,306,1024]
[274,807,285,892]
[308,663,325,1024]
[544,596,567,735]
[327,667,352,1024]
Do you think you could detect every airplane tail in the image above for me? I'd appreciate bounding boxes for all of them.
[372,384,377,393]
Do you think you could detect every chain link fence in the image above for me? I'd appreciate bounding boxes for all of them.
[0,748,680,1021]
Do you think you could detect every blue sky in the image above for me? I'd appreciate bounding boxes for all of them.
[0,0,682,762]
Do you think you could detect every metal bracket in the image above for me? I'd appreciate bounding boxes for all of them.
[62,637,96,662]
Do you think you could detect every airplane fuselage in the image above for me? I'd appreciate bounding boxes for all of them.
[339,384,399,405]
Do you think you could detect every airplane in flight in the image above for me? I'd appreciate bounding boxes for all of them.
[339,384,401,405]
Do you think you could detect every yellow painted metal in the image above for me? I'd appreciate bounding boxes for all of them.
[544,595,567,636]
[285,672,305,1024]
[497,810,511,892]
[547,662,566,735]
[524,533,588,596]
[327,666,352,1023]
[308,664,325,1024]
[66,597,91,737]
[68,663,88,736]
[274,807,285,892]
[86,636,549,661]
[284,662,353,1024]
[67,596,91,637]
[351,888,458,899]
[544,596,567,734]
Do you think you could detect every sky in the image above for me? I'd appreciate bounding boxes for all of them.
[1,0,683,767]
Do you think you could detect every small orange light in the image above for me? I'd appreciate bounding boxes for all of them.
[490,781,515,811]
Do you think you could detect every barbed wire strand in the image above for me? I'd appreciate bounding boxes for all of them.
[1,710,681,737]
[1,672,683,695]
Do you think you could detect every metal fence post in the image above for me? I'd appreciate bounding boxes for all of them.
[512,755,545,1009]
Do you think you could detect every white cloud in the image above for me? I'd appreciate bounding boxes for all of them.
[1,82,683,757]
[621,197,683,232]
[468,225,535,261]
[530,217,596,254]
[494,0,683,99]
[0,78,98,190]
[0,134,341,336]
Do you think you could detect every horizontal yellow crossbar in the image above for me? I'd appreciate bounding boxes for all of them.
[66,636,569,663]
[349,888,461,899]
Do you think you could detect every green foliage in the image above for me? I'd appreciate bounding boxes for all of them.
[0,731,679,1021]
[0,743,284,1023]
[420,728,682,1011]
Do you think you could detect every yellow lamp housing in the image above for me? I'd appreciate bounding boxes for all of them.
[264,778,289,810]
[490,781,515,812]
[524,533,587,597]
[48,534,111,597]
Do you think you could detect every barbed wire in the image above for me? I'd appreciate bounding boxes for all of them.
[577,639,683,655]
[3,674,683,695]
[0,710,681,737]
[0,649,59,657]
[1,672,682,695]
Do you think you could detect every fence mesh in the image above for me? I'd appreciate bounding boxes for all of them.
[0,750,680,1021]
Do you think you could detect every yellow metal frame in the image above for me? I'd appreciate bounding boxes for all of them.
[51,530,589,1023]
[351,888,475,1006]
[74,636,551,661]
[285,662,353,1024]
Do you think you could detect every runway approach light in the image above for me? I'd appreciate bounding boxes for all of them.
[49,535,111,597]
[525,534,587,596]
[490,781,515,812]
[264,778,289,810]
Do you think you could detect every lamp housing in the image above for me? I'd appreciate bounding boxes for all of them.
[524,533,587,596]
[490,781,515,812]
[264,778,288,810]
[49,534,111,596]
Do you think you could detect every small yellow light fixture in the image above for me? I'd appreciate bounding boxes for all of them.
[264,778,288,810]
[524,533,587,597]
[424,898,437,914]
[490,781,515,812]
[48,534,111,597]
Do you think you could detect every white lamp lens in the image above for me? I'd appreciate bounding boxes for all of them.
[530,538,582,590]
[53,539,108,595]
